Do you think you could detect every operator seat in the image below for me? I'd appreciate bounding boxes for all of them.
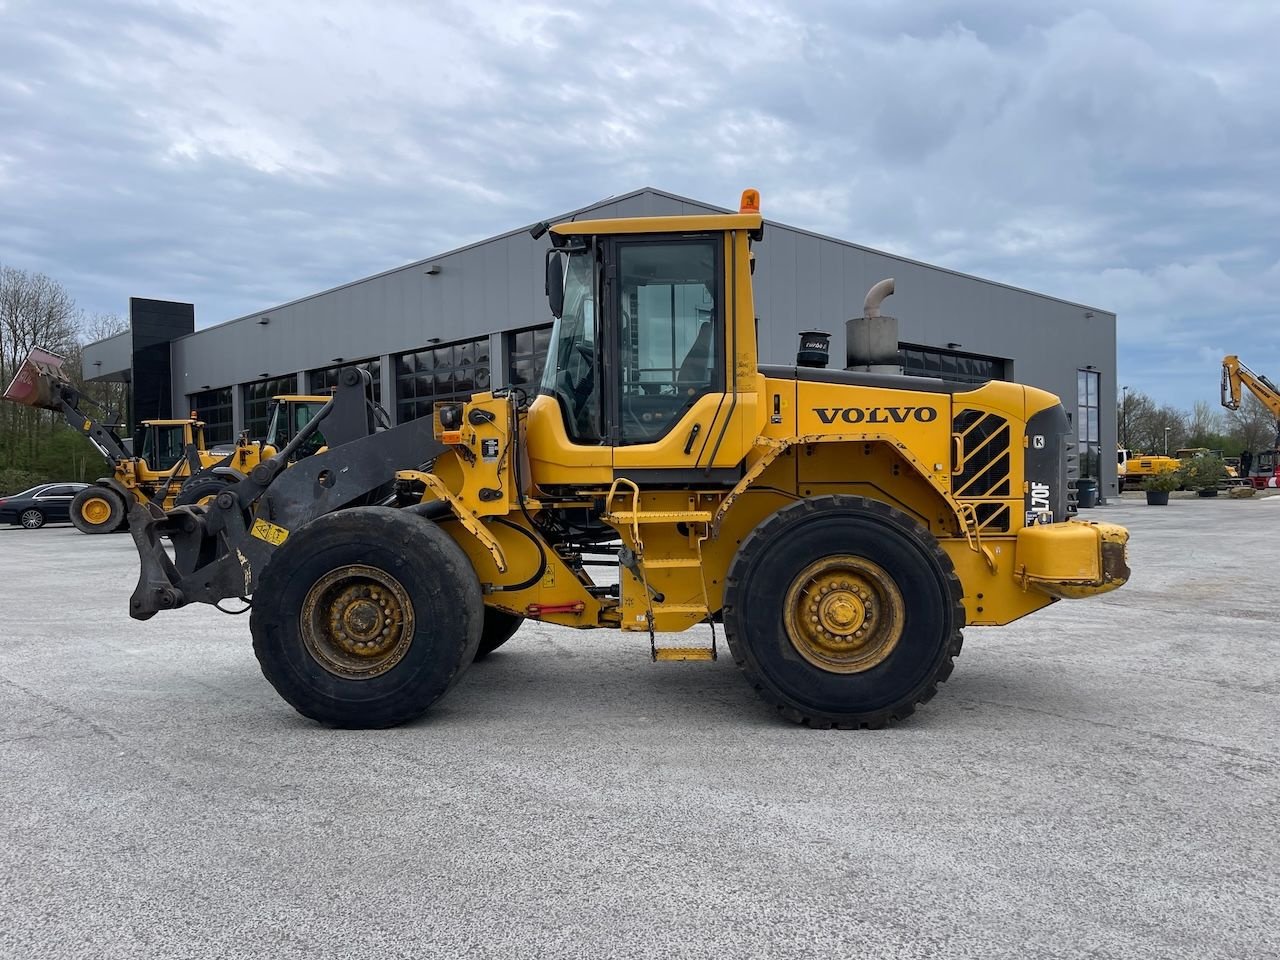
[676,321,713,395]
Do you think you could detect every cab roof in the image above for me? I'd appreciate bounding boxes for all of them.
[551,211,763,238]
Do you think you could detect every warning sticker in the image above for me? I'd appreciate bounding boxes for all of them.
[250,518,290,546]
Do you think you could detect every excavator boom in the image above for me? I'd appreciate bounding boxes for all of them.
[1221,354,1280,446]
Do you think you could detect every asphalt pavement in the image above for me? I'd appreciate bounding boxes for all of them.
[0,496,1276,959]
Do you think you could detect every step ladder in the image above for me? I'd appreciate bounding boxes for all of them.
[604,478,719,663]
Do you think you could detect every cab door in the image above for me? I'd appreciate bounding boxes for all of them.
[608,234,752,477]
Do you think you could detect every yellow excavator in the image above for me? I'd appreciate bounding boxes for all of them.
[1221,354,1280,488]
[122,191,1130,730]
[1116,447,1180,490]
[2,347,333,532]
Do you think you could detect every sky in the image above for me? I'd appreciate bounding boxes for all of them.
[1,0,1278,411]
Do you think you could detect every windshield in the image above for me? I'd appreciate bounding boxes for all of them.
[140,424,185,472]
[541,251,601,439]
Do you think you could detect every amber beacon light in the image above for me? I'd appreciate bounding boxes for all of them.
[739,188,761,214]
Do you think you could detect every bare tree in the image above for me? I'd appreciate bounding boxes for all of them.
[0,265,83,459]
[81,311,128,344]
[1121,391,1177,455]
[70,311,129,423]
[1122,390,1188,455]
[1186,399,1222,441]
[1226,393,1279,453]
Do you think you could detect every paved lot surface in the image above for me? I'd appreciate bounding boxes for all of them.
[1,498,1277,959]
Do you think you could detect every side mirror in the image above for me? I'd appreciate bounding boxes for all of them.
[545,250,565,320]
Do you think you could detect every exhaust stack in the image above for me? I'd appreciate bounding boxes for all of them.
[846,278,901,374]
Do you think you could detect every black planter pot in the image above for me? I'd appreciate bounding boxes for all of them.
[1146,491,1170,506]
[1197,488,1219,498]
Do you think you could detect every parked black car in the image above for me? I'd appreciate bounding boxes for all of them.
[0,483,90,528]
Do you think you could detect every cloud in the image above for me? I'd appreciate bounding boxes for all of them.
[0,0,1278,410]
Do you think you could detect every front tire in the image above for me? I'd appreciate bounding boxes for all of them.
[474,609,523,661]
[250,507,484,728]
[70,486,126,534]
[175,477,233,508]
[722,495,964,729]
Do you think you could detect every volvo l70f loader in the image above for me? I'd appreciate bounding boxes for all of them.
[128,191,1129,729]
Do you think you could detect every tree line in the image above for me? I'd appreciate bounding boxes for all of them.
[1118,388,1277,458]
[0,264,127,494]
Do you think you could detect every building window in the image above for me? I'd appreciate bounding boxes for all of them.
[242,375,301,440]
[507,325,552,394]
[1077,368,1101,479]
[309,358,382,404]
[393,337,490,422]
[189,387,233,445]
[900,343,1007,385]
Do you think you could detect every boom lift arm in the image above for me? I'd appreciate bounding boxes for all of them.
[1221,354,1280,446]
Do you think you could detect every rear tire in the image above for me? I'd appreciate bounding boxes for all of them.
[722,495,964,729]
[474,609,523,661]
[175,477,232,508]
[70,486,126,534]
[19,508,45,529]
[250,507,484,728]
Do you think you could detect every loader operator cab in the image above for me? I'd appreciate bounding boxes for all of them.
[543,237,721,447]
[137,420,202,473]
[264,397,329,460]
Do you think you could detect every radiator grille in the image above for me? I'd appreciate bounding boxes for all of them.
[953,409,1011,498]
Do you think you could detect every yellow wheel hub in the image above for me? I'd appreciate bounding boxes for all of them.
[81,497,112,525]
[783,555,905,674]
[300,564,415,679]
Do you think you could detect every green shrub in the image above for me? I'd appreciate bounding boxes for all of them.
[1180,454,1228,492]
[1142,469,1183,493]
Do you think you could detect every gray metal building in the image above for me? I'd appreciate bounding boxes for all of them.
[82,187,1119,497]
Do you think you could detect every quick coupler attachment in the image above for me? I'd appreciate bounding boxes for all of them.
[127,500,196,620]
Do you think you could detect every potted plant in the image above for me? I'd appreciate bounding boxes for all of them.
[1142,470,1181,505]
[1183,455,1228,497]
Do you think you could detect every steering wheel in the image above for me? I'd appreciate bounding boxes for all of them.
[560,343,596,423]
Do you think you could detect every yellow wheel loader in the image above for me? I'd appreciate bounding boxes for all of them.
[127,192,1129,729]
[2,347,335,533]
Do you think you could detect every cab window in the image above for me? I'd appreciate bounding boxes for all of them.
[616,240,720,445]
[541,250,603,443]
[267,401,327,459]
[141,425,185,472]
